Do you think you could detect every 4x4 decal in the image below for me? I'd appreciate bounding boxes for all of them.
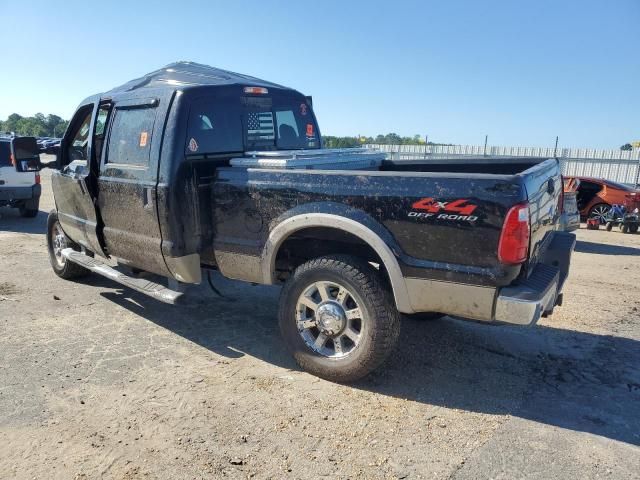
[409,197,479,222]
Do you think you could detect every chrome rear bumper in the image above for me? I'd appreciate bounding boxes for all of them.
[494,264,559,325]
[494,232,576,326]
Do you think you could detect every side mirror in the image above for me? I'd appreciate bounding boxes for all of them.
[10,137,42,172]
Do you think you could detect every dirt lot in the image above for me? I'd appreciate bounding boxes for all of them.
[1,170,639,479]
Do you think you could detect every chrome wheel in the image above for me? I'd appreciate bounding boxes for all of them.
[52,223,68,268]
[295,281,364,358]
[590,204,610,224]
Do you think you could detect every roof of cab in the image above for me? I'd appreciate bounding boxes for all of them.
[106,61,288,94]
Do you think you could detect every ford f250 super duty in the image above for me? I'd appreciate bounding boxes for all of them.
[11,62,575,382]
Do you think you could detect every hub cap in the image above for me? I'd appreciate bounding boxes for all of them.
[295,281,364,358]
[52,223,67,268]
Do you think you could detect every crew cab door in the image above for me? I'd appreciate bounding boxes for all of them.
[52,103,106,256]
[97,97,168,276]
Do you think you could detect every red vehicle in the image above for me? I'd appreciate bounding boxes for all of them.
[563,176,640,223]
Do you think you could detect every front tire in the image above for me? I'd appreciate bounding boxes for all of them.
[278,255,400,383]
[47,211,90,279]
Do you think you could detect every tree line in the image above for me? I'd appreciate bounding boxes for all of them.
[0,113,69,138]
[323,134,451,149]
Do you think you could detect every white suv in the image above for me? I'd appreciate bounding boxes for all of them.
[0,137,41,217]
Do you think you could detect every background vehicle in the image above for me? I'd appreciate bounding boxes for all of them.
[0,136,41,217]
[563,176,640,223]
[12,62,574,382]
[604,194,640,233]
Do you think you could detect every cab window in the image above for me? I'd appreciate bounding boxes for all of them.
[185,94,319,155]
[93,104,112,164]
[67,109,92,162]
[186,97,243,155]
[106,106,156,166]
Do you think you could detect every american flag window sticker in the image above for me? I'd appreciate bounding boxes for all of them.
[246,111,275,142]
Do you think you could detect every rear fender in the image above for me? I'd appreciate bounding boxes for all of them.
[262,203,413,313]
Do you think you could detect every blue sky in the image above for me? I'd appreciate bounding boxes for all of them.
[1,0,638,148]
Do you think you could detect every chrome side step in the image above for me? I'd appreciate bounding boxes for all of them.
[61,248,184,305]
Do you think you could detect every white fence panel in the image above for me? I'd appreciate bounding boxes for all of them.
[365,144,640,185]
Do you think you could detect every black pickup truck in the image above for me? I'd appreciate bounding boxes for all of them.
[12,62,575,382]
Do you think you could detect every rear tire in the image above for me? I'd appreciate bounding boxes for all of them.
[47,211,90,279]
[630,224,639,234]
[19,207,39,218]
[19,198,40,217]
[605,221,613,232]
[278,255,400,383]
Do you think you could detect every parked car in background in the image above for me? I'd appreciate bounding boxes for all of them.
[563,176,640,223]
[0,136,41,217]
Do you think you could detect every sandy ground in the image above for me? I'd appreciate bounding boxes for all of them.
[0,170,639,479]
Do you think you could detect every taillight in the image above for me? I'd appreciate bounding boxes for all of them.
[498,203,530,264]
[35,172,41,185]
[9,153,15,166]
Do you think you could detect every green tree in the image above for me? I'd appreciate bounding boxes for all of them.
[620,143,633,151]
[321,134,452,148]
[0,113,68,137]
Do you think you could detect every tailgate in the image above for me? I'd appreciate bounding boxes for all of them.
[519,159,563,270]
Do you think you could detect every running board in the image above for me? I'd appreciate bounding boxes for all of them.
[61,248,184,305]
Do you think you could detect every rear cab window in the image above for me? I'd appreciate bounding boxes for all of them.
[185,89,319,155]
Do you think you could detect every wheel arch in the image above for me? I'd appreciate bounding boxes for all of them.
[261,213,413,313]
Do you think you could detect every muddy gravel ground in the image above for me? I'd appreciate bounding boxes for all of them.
[1,170,639,479]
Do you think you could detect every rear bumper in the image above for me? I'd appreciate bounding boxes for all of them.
[0,184,41,202]
[494,232,576,326]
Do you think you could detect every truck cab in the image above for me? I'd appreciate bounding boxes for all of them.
[48,63,322,284]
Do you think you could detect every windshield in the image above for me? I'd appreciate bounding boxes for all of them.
[186,92,320,155]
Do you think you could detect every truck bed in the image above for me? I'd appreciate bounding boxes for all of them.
[227,147,540,175]
[207,154,562,295]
